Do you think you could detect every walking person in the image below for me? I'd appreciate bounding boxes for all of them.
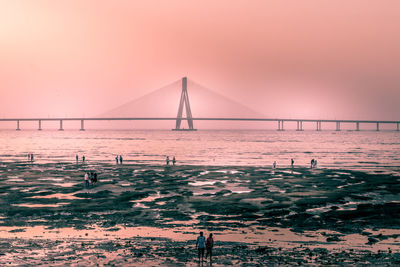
[119,155,123,164]
[196,231,206,263]
[291,158,294,168]
[115,155,119,164]
[82,155,85,164]
[205,233,214,262]
[172,156,176,166]
[84,172,89,188]
[76,154,79,164]
[273,161,276,169]
[311,159,314,169]
[166,156,170,165]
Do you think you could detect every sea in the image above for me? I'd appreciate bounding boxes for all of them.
[1,129,399,172]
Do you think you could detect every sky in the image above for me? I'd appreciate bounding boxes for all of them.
[0,0,399,121]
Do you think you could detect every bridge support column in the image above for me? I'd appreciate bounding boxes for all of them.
[59,120,64,131]
[38,120,42,131]
[356,122,360,131]
[336,121,341,131]
[376,122,380,131]
[16,120,21,131]
[316,121,321,131]
[277,120,284,131]
[296,121,303,131]
[80,120,85,131]
[301,121,303,131]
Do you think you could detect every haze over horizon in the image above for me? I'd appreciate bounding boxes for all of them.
[1,1,400,121]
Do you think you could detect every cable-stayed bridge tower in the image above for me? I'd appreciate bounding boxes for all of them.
[4,76,400,131]
[173,77,196,131]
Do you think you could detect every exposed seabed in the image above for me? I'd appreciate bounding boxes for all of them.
[0,162,399,265]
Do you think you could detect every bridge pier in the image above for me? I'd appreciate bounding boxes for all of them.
[80,120,85,131]
[59,120,64,131]
[376,122,380,131]
[296,121,303,131]
[336,121,341,131]
[16,120,21,131]
[277,120,285,131]
[316,121,322,131]
[38,120,42,131]
[356,122,360,131]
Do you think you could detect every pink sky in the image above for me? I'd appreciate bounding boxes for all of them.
[0,0,399,120]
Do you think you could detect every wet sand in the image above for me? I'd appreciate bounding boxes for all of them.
[0,162,399,265]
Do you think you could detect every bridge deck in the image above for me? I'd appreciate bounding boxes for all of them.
[2,117,399,131]
[0,117,399,123]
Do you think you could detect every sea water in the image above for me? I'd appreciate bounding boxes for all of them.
[0,129,399,171]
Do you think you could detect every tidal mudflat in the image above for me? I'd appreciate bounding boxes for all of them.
[1,162,400,265]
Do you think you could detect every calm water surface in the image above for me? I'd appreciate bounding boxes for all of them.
[0,130,399,170]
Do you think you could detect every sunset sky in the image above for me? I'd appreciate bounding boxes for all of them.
[0,0,399,120]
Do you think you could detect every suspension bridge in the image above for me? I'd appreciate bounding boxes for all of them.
[2,77,400,131]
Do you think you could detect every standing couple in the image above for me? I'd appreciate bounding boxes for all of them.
[196,231,214,263]
[166,156,176,166]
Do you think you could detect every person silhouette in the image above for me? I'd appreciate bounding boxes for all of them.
[172,156,176,166]
[119,155,123,164]
[166,156,170,165]
[115,155,119,164]
[206,233,214,262]
[84,172,89,188]
[196,231,206,262]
